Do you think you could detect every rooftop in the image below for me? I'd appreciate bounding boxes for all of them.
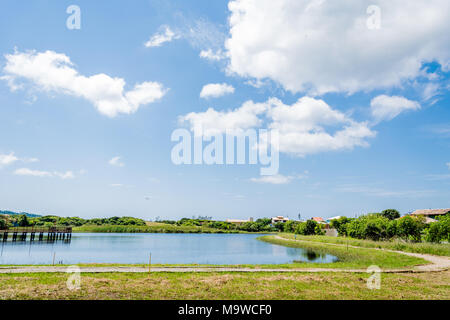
[411,209,450,216]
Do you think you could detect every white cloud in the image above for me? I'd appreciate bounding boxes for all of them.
[251,173,307,184]
[13,168,74,179]
[335,184,435,198]
[370,95,421,122]
[180,100,267,137]
[200,49,226,61]
[251,175,293,184]
[200,83,235,99]
[110,184,124,188]
[0,153,19,167]
[109,156,125,167]
[180,96,376,156]
[225,0,450,95]
[2,50,167,117]
[145,26,180,48]
[268,97,376,156]
[0,152,39,167]
[54,171,75,179]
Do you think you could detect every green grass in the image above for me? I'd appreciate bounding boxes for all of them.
[0,271,448,299]
[277,233,450,256]
[258,235,428,269]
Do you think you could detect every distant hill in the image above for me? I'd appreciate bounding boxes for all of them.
[0,210,42,218]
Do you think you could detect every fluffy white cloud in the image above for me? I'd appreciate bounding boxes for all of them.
[180,100,267,137]
[2,50,167,117]
[180,97,376,156]
[267,98,376,156]
[250,174,294,184]
[370,95,421,122]
[225,0,450,94]
[145,26,180,48]
[14,168,74,179]
[109,156,125,167]
[200,83,235,99]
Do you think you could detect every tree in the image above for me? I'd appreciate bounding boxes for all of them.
[305,220,318,235]
[0,217,7,229]
[381,209,400,220]
[330,217,351,236]
[425,214,450,243]
[397,216,425,242]
[283,220,299,233]
[18,214,30,227]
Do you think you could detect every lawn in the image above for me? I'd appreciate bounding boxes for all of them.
[0,234,447,300]
[0,271,448,300]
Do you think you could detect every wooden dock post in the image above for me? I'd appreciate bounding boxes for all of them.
[0,227,72,243]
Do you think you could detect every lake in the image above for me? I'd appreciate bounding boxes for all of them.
[0,233,338,265]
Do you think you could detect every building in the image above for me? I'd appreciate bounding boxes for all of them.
[226,218,253,225]
[311,217,325,223]
[411,209,450,220]
[326,216,342,223]
[271,216,289,224]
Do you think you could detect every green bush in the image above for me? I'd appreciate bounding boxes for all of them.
[425,214,450,243]
[381,209,401,220]
[330,217,352,236]
[397,216,425,242]
[18,214,30,227]
[346,214,390,241]
[295,220,321,236]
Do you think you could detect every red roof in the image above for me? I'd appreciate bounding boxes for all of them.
[312,217,324,222]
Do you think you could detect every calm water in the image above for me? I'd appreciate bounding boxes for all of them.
[0,233,338,265]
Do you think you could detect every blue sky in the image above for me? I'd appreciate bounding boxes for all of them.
[0,0,449,220]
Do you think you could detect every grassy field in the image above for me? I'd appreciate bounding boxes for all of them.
[0,234,448,299]
[275,233,450,256]
[73,222,246,234]
[0,271,448,300]
[258,235,427,269]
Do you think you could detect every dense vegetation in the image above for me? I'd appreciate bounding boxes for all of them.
[329,210,450,243]
[0,215,278,234]
[0,215,147,229]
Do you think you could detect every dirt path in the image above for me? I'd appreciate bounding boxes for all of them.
[0,266,433,273]
[0,237,447,274]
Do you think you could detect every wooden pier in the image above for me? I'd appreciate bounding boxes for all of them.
[0,227,72,242]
